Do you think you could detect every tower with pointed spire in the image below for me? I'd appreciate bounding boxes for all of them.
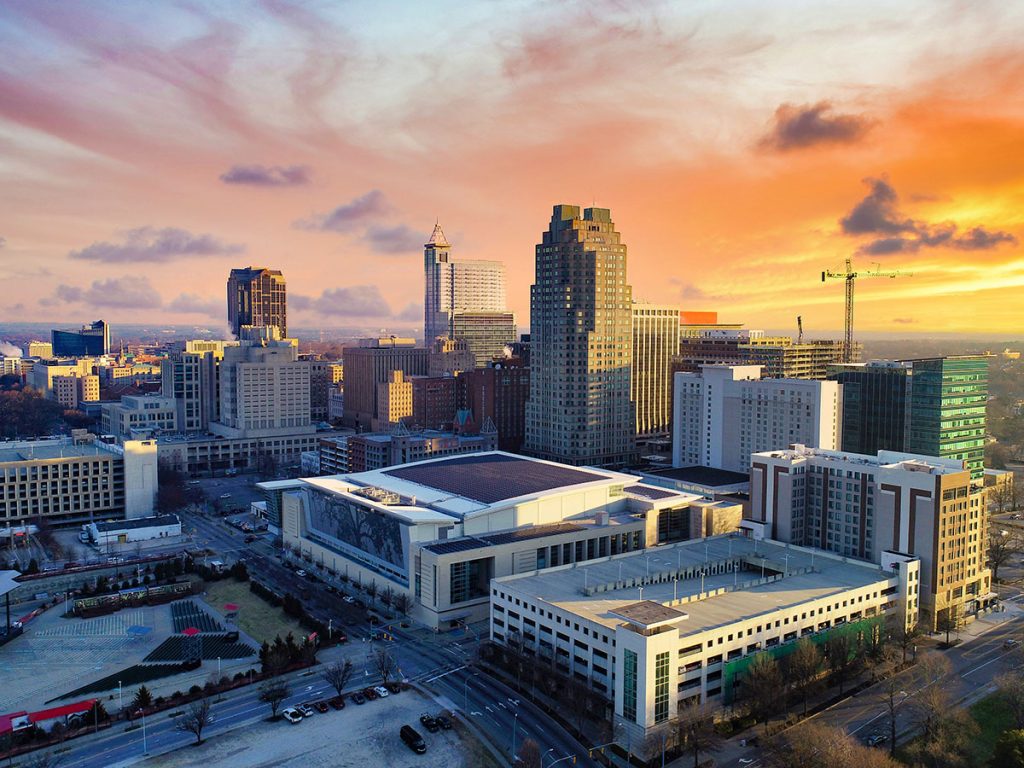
[422,223,512,363]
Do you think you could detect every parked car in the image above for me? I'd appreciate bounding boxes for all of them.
[1004,638,1020,650]
[314,700,330,713]
[363,687,379,700]
[328,696,346,710]
[351,692,366,705]
[419,713,439,733]
[298,704,315,717]
[219,493,232,499]
[435,714,452,730]
[373,686,390,698]
[386,682,402,694]
[400,724,427,754]
[282,708,303,724]
[342,595,355,604]
[865,733,888,747]
[295,569,307,578]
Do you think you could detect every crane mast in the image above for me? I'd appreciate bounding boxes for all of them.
[821,258,911,363]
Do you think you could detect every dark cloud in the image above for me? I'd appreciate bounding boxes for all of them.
[45,277,161,309]
[69,226,245,263]
[395,302,423,322]
[294,190,389,232]
[313,286,391,317]
[220,164,311,187]
[167,293,221,315]
[289,294,314,311]
[840,177,915,236]
[363,225,423,255]
[761,101,874,152]
[841,177,1017,255]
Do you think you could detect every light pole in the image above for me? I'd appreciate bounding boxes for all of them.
[543,747,555,766]
[463,672,480,711]
[328,618,333,642]
[217,656,222,679]
[512,711,519,761]
[142,709,148,755]
[118,680,123,713]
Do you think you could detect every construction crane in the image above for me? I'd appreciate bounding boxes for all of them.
[797,316,803,344]
[822,258,911,363]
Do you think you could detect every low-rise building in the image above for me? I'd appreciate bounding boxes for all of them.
[491,535,918,749]
[279,451,740,629]
[83,514,182,547]
[0,437,157,527]
[101,395,178,438]
[156,429,349,477]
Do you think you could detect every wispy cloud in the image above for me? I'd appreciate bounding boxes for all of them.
[311,286,391,317]
[68,226,244,263]
[294,190,389,232]
[167,293,221,315]
[220,164,311,187]
[760,101,874,151]
[47,276,162,309]
[363,225,422,255]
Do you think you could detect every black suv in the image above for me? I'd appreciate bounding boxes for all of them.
[400,724,427,754]
[419,713,439,733]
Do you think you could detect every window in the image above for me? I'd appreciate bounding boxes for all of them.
[623,650,638,723]
[654,651,670,724]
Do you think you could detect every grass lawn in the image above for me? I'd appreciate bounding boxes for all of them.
[203,580,306,646]
[968,693,1013,766]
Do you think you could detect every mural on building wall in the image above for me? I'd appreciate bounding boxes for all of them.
[307,491,405,568]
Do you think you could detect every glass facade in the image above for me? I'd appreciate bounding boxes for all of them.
[622,649,638,723]
[654,650,670,723]
[450,557,494,604]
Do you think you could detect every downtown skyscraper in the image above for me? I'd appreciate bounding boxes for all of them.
[227,266,287,339]
[423,224,512,363]
[525,205,637,467]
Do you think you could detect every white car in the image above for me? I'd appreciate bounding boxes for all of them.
[295,569,307,578]
[373,686,390,698]
[342,596,356,604]
[281,708,303,724]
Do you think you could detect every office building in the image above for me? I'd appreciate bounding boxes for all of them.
[411,375,458,431]
[458,362,530,453]
[829,356,988,481]
[51,374,99,409]
[161,340,235,432]
[101,395,178,438]
[423,224,508,344]
[675,329,855,379]
[448,312,516,368]
[0,436,157,527]
[525,205,637,467]
[212,341,312,439]
[24,341,52,358]
[342,339,429,430]
[51,321,110,357]
[491,535,918,750]
[632,302,680,437]
[376,370,413,430]
[672,365,840,472]
[157,429,348,478]
[278,451,734,629]
[29,359,99,409]
[748,446,993,631]
[428,337,475,378]
[309,360,344,422]
[227,267,287,338]
[327,386,345,422]
[317,427,499,474]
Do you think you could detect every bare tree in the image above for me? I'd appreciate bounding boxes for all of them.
[989,529,1022,583]
[878,668,908,758]
[903,707,978,768]
[374,648,397,685]
[365,581,378,601]
[787,637,823,716]
[22,752,64,768]
[323,659,354,697]
[392,592,412,617]
[887,614,920,666]
[259,679,290,719]
[517,738,543,768]
[936,606,962,647]
[825,632,858,695]
[996,669,1024,729]
[676,699,722,768]
[744,652,784,730]
[175,696,212,745]
[764,721,900,768]
[910,652,953,741]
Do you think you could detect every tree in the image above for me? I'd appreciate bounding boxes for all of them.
[258,679,290,719]
[323,659,354,697]
[132,685,153,711]
[517,738,543,768]
[825,632,857,696]
[393,592,412,617]
[22,752,64,768]
[989,529,1022,583]
[764,721,900,768]
[878,668,908,758]
[910,652,953,742]
[175,696,211,745]
[0,387,63,439]
[374,648,397,685]
[787,637,823,716]
[365,581,378,601]
[887,614,921,666]
[156,460,189,514]
[904,707,978,768]
[676,700,722,768]
[744,652,784,728]
[991,729,1024,768]
[997,671,1024,730]
[936,606,962,646]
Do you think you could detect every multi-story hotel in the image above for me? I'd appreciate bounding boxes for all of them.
[672,365,840,472]
[423,224,508,345]
[227,266,287,338]
[748,446,993,631]
[0,436,158,527]
[632,303,680,438]
[525,205,637,467]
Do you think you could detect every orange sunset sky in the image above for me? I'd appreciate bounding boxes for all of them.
[1,1,1023,337]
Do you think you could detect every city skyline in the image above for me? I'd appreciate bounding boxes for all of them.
[2,2,1022,336]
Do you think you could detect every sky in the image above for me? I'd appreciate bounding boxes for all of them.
[1,0,1023,337]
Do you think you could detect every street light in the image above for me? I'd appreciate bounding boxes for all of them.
[141,709,149,756]
[512,711,519,761]
[543,747,555,766]
[118,680,123,713]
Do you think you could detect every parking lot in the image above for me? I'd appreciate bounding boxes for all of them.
[144,687,473,768]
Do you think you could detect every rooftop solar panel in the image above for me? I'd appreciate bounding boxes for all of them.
[623,485,677,501]
[383,454,607,505]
